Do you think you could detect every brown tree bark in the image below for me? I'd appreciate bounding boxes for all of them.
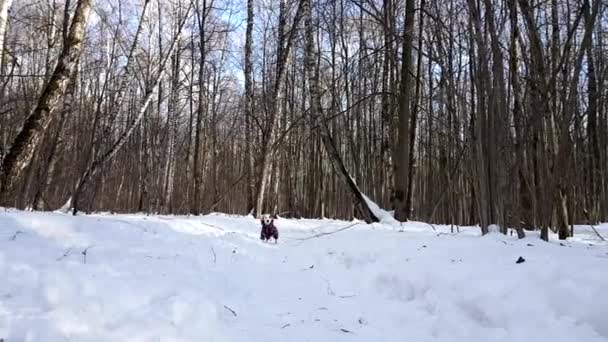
[393,0,416,222]
[244,0,255,213]
[0,0,93,201]
[303,0,378,223]
[70,3,191,214]
[255,0,305,216]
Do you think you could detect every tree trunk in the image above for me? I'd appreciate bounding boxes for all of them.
[555,0,600,239]
[0,0,13,61]
[163,38,180,213]
[508,0,526,239]
[255,0,305,216]
[71,4,191,214]
[0,0,93,201]
[192,0,208,215]
[393,0,416,222]
[244,0,254,213]
[302,0,378,223]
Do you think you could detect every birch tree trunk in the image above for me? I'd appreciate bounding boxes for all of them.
[163,37,181,213]
[0,0,13,61]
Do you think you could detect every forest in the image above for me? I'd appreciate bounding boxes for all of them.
[0,0,606,240]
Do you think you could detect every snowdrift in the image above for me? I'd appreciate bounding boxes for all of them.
[1,209,607,341]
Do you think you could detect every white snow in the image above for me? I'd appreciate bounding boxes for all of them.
[1,208,607,342]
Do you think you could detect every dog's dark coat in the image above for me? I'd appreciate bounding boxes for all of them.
[260,219,279,242]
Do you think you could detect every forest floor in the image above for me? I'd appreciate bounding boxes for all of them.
[1,206,607,342]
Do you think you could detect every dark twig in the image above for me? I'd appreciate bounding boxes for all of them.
[295,222,363,241]
[583,209,606,241]
[56,247,73,261]
[9,230,22,241]
[223,305,237,317]
[588,224,606,241]
[82,245,94,264]
[322,277,336,296]
[211,247,217,263]
[199,222,225,231]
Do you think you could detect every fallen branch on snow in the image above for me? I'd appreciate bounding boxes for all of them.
[199,222,225,231]
[223,305,237,317]
[211,247,217,263]
[322,277,356,298]
[339,294,356,298]
[588,224,606,241]
[583,209,606,241]
[323,277,336,296]
[9,230,22,241]
[57,248,73,261]
[424,222,437,231]
[295,222,363,241]
[82,246,94,264]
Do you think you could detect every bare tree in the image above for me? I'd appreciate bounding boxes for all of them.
[393,0,416,222]
[0,0,93,201]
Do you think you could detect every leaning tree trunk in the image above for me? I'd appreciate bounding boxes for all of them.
[302,0,378,223]
[0,0,93,202]
[32,66,79,210]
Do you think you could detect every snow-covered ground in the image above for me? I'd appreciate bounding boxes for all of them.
[1,208,607,342]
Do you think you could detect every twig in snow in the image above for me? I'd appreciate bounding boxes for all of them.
[583,209,606,241]
[56,248,73,261]
[81,246,94,264]
[589,224,605,241]
[281,323,291,329]
[223,305,237,317]
[425,222,437,231]
[295,222,363,241]
[322,277,336,296]
[9,230,22,241]
[199,222,225,231]
[338,294,356,298]
[211,247,217,264]
[322,277,355,298]
[339,328,353,333]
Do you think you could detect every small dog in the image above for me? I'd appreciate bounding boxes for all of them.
[260,214,279,243]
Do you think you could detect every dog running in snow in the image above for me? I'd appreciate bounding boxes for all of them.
[260,214,279,243]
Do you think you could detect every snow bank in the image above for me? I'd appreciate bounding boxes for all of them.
[1,210,607,341]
